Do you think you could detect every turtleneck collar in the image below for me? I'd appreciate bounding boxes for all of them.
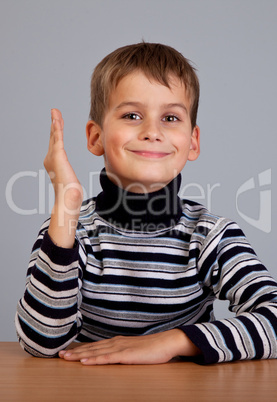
[95,169,183,231]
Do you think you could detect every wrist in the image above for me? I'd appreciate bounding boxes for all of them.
[48,205,80,249]
[54,185,83,214]
[170,329,201,357]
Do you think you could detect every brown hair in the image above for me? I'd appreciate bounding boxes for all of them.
[89,42,200,128]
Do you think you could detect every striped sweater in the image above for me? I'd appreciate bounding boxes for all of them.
[15,172,277,364]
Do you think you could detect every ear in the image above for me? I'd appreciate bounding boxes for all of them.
[188,125,200,161]
[86,120,104,156]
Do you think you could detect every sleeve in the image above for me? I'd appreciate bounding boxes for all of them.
[180,219,277,364]
[15,220,87,357]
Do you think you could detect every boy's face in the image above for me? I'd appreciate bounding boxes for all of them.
[87,71,200,193]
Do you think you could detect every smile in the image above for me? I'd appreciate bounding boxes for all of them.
[130,150,171,159]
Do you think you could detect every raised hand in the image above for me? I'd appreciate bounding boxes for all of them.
[45,109,83,248]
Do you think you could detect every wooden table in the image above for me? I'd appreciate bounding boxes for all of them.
[0,342,276,401]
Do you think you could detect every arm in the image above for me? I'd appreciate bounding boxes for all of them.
[180,220,277,364]
[59,220,277,366]
[15,110,85,357]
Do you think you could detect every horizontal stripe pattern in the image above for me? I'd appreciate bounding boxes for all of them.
[16,198,277,363]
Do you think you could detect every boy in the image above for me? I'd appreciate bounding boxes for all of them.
[16,42,277,365]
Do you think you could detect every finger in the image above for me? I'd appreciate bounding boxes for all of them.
[59,345,92,359]
[61,342,121,361]
[61,348,102,361]
[81,351,124,365]
[59,337,130,361]
[61,345,103,360]
[51,107,64,129]
[62,339,113,355]
[51,108,63,125]
[44,109,64,171]
[60,343,93,356]
[66,346,126,365]
[50,111,64,145]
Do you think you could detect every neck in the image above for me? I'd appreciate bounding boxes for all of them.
[95,169,183,232]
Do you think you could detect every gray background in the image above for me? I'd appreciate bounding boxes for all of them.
[1,0,276,341]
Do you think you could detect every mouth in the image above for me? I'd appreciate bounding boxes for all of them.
[130,150,171,159]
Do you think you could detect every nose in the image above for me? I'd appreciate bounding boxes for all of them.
[139,119,164,142]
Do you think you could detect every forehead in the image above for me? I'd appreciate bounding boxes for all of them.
[108,71,190,107]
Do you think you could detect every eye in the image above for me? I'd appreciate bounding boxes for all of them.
[163,115,180,122]
[123,113,141,120]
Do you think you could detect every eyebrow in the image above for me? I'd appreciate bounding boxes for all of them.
[166,103,188,114]
[114,102,142,111]
[114,101,188,114]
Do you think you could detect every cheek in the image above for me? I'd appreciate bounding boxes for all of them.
[102,138,123,168]
[174,135,191,151]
